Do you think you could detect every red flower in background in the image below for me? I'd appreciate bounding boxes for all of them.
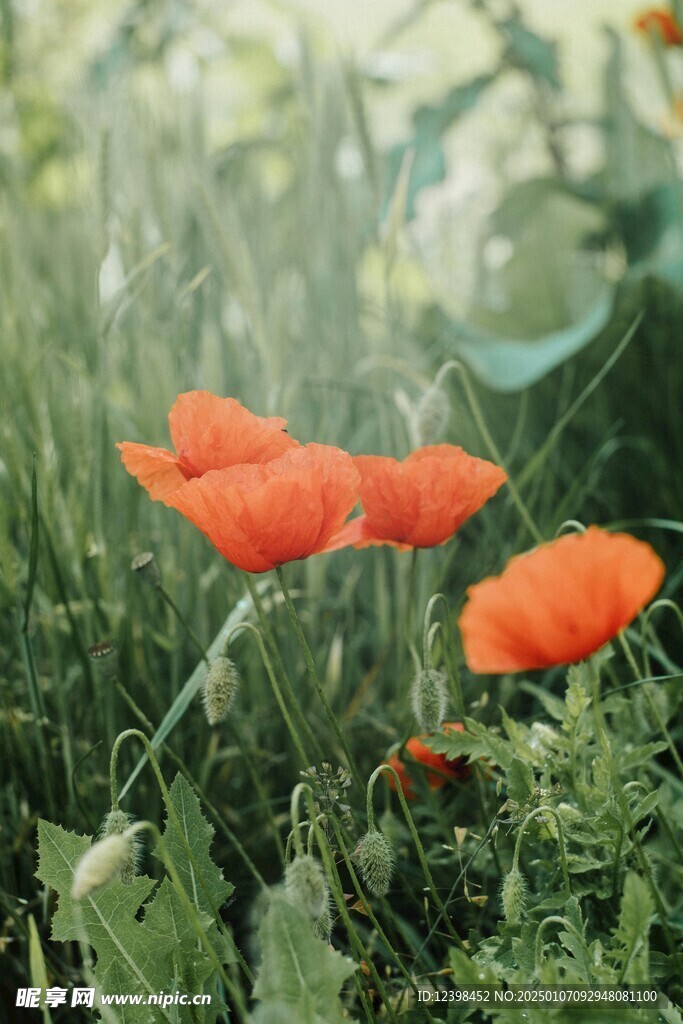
[163,443,360,573]
[117,390,298,503]
[458,527,665,674]
[326,445,506,552]
[385,722,470,800]
[635,8,683,46]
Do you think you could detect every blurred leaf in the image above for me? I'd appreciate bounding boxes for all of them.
[506,757,535,805]
[612,872,653,982]
[444,178,614,391]
[383,74,495,221]
[498,17,560,89]
[251,893,357,1024]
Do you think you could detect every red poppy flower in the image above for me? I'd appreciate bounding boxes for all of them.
[459,527,665,674]
[161,443,360,573]
[117,390,298,503]
[635,8,683,46]
[325,445,507,552]
[385,722,470,800]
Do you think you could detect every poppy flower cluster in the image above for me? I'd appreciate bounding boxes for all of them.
[118,391,506,573]
[385,722,470,800]
[634,8,683,46]
[458,527,665,674]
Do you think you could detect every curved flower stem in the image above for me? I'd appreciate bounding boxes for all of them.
[329,817,419,997]
[109,729,253,984]
[244,572,323,763]
[437,360,543,545]
[275,567,365,794]
[303,791,401,1024]
[617,630,683,779]
[370,764,467,950]
[131,821,249,1021]
[512,806,571,899]
[424,592,465,721]
[111,674,268,886]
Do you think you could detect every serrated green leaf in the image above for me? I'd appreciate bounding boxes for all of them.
[427,718,512,770]
[158,773,233,918]
[36,820,176,1022]
[506,758,535,805]
[251,893,356,1024]
[612,872,653,983]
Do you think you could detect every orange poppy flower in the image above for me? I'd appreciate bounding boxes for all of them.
[459,527,665,674]
[325,445,507,551]
[117,390,298,503]
[385,722,470,800]
[635,8,683,46]
[162,443,360,573]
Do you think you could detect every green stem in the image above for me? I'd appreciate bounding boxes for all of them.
[157,583,210,666]
[112,676,268,887]
[512,806,571,899]
[534,916,587,976]
[370,765,467,950]
[618,631,683,779]
[276,567,365,794]
[244,572,323,763]
[423,592,465,720]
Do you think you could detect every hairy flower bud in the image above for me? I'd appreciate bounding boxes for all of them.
[411,668,447,733]
[284,855,328,921]
[415,385,450,446]
[131,551,161,587]
[102,809,139,885]
[500,867,528,926]
[357,828,395,897]
[202,657,240,726]
[72,834,134,899]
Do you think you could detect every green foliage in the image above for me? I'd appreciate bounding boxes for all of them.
[250,893,357,1024]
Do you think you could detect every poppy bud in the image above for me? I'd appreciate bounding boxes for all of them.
[500,867,528,926]
[202,656,240,726]
[102,809,139,885]
[410,668,447,733]
[87,641,119,680]
[312,904,333,944]
[72,833,135,899]
[415,384,450,446]
[131,551,161,587]
[357,828,395,896]
[284,855,329,921]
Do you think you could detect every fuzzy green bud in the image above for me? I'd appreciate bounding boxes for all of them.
[72,834,134,900]
[501,867,528,926]
[357,828,395,896]
[284,855,329,921]
[416,385,450,446]
[411,668,447,733]
[102,809,139,885]
[202,656,240,726]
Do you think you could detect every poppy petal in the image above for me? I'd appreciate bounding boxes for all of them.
[459,527,666,673]
[167,390,298,476]
[116,442,190,502]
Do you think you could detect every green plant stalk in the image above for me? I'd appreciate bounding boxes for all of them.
[276,566,365,794]
[112,676,269,887]
[133,821,249,1021]
[244,572,323,763]
[329,816,419,996]
[156,582,211,667]
[534,916,589,977]
[109,729,253,984]
[618,631,683,779]
[512,806,572,899]
[588,659,682,980]
[369,765,468,950]
[303,788,400,1024]
[423,592,465,721]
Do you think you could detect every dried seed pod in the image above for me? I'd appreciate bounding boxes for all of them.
[131,551,161,587]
